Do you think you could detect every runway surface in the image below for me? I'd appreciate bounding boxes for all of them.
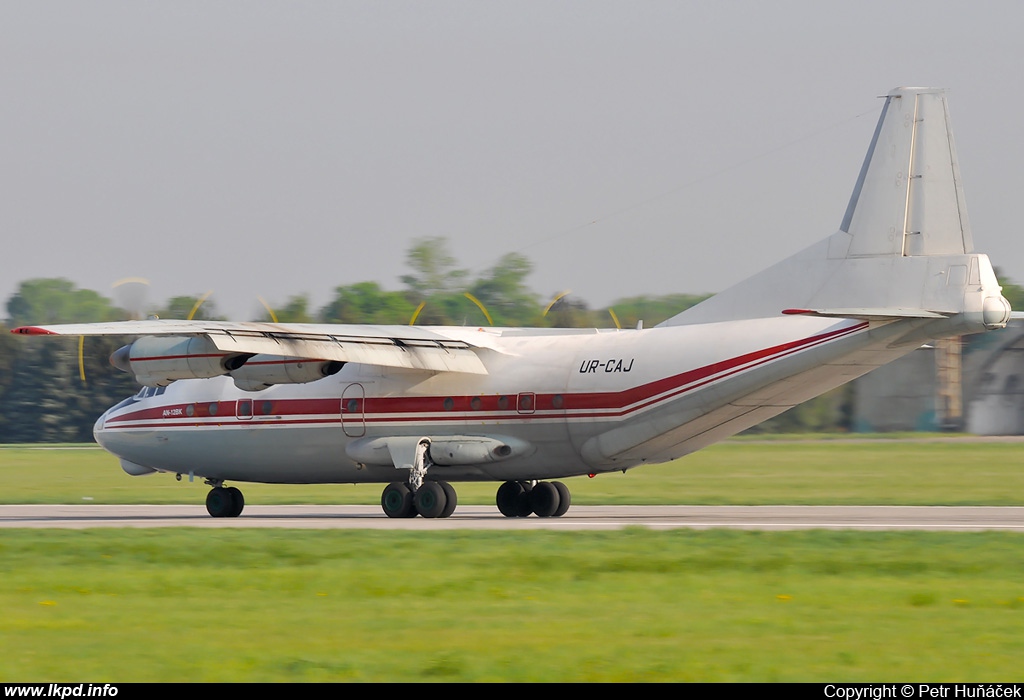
[2,504,1024,530]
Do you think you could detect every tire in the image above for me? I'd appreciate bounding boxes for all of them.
[225,486,245,517]
[206,487,233,518]
[496,481,523,517]
[529,481,560,518]
[496,481,533,517]
[381,482,415,518]
[414,481,447,519]
[439,481,458,518]
[552,481,571,517]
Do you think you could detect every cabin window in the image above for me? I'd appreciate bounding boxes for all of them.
[470,397,483,411]
[185,404,195,417]
[497,396,510,410]
[552,394,564,409]
[443,397,454,411]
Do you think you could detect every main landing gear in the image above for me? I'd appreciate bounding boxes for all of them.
[381,481,458,519]
[205,482,245,518]
[496,480,571,518]
[379,479,572,519]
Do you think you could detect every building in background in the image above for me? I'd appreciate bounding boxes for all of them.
[852,321,1024,434]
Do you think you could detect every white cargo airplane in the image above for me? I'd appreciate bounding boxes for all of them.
[13,87,1015,519]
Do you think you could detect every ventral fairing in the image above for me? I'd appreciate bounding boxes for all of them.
[14,88,1014,519]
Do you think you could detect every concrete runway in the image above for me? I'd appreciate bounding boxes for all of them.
[2,504,1024,530]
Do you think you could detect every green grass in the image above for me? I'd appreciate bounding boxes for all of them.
[1,529,1022,682]
[2,439,1023,506]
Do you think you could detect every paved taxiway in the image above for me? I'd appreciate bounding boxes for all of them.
[2,504,1024,530]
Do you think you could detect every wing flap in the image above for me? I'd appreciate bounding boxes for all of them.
[206,333,487,374]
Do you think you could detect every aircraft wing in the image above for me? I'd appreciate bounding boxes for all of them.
[11,320,493,374]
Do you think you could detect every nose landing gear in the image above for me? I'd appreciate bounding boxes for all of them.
[205,483,244,518]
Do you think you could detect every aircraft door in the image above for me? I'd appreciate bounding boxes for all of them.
[341,383,366,437]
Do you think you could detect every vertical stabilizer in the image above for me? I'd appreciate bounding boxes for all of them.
[839,87,974,258]
[663,87,997,328]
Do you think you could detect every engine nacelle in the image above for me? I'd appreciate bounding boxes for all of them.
[230,355,345,392]
[110,336,252,387]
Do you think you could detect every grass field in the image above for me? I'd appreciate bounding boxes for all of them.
[2,439,1023,681]
[1,528,1022,682]
[2,438,1022,506]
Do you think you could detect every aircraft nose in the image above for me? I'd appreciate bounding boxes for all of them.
[93,412,106,442]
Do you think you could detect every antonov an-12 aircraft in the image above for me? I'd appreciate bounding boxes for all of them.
[13,88,1016,519]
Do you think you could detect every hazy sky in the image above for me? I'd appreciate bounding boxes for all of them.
[3,1,1023,320]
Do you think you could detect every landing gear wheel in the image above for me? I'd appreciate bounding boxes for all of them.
[439,481,458,518]
[206,487,235,518]
[529,481,560,517]
[225,486,245,517]
[414,481,447,519]
[496,481,533,517]
[382,482,416,518]
[552,481,571,517]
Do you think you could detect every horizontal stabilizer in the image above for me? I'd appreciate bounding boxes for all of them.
[781,308,950,320]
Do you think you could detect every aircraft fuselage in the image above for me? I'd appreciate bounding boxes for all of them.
[94,315,912,486]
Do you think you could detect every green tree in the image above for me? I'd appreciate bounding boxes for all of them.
[153,295,223,321]
[995,269,1024,312]
[468,253,541,326]
[259,295,315,324]
[543,295,600,328]
[320,282,416,324]
[605,293,712,329]
[6,278,119,327]
[400,237,467,300]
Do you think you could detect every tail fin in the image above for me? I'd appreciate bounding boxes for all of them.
[662,87,1007,330]
[841,87,973,257]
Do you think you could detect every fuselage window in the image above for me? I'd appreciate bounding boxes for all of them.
[208,402,218,416]
[261,401,274,415]
[185,404,195,417]
[497,396,510,410]
[470,397,483,410]
[443,397,454,411]
[552,394,564,409]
